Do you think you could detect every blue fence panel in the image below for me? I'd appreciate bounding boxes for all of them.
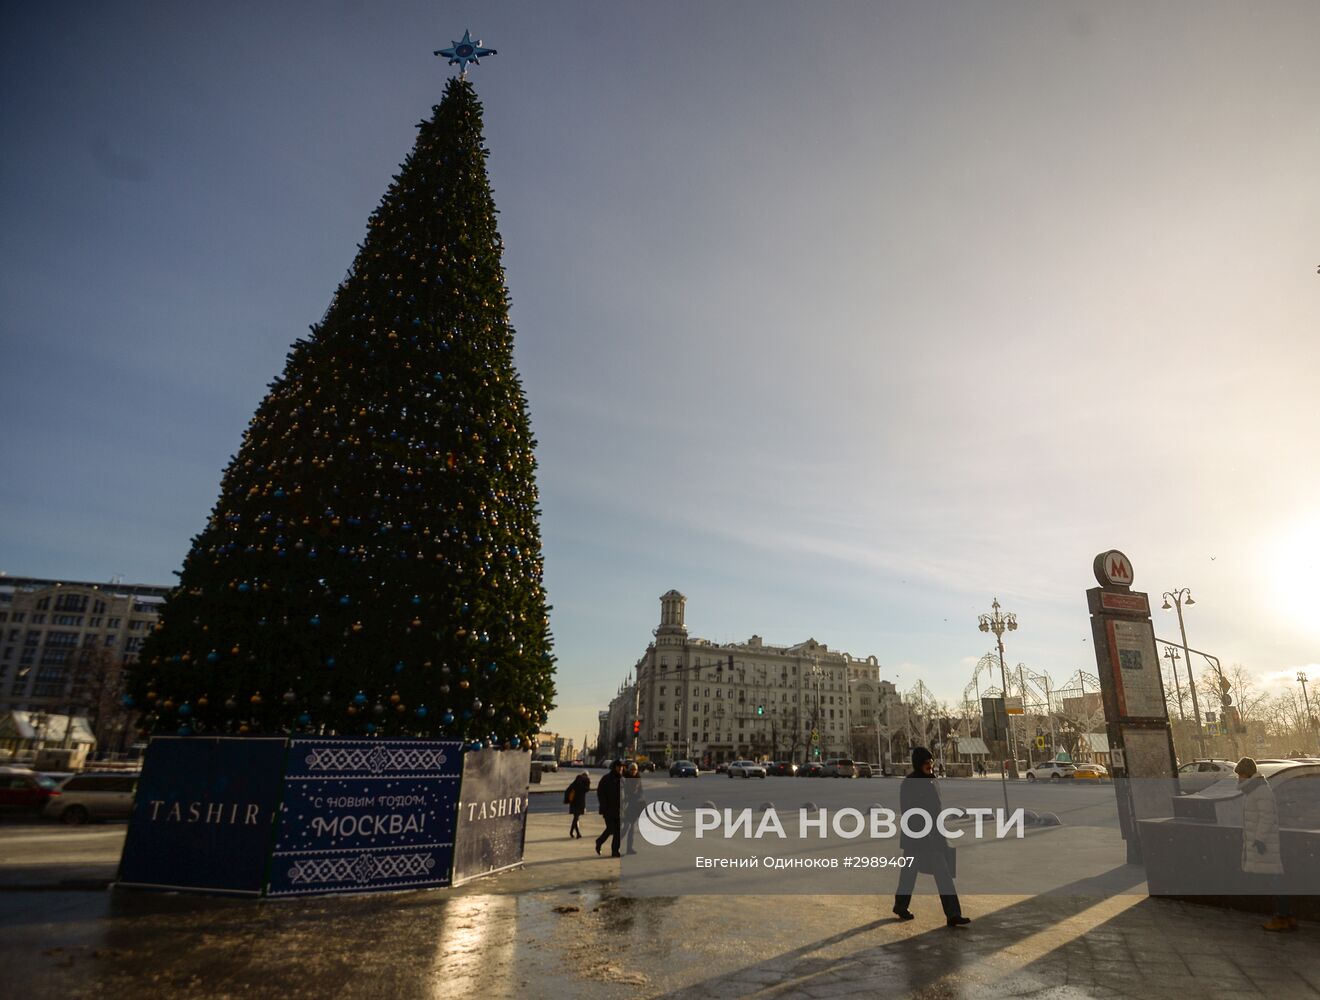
[117,737,287,895]
[265,738,463,897]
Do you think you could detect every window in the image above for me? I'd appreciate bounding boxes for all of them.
[88,617,102,628]
[12,613,24,623]
[55,593,88,613]
[31,614,46,625]
[35,597,50,610]
[93,600,106,614]
[53,615,83,627]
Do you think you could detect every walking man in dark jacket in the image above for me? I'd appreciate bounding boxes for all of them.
[595,759,625,857]
[893,746,970,927]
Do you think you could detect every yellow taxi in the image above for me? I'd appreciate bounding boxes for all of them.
[1072,762,1109,782]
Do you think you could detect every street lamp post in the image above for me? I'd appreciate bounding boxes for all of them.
[977,598,1019,777]
[1161,645,1186,720]
[1161,588,1207,758]
[1299,671,1316,754]
[809,659,824,761]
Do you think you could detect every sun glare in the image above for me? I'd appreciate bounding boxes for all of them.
[1269,519,1320,637]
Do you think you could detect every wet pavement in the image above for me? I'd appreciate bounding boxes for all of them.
[3,787,1320,999]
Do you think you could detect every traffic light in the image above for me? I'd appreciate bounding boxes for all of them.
[756,705,764,716]
[632,719,641,735]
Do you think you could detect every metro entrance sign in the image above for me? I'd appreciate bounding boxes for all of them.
[1085,549,1178,864]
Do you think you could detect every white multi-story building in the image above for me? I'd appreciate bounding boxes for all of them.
[605,591,889,766]
[0,576,169,753]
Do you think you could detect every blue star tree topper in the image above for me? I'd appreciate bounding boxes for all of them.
[435,30,496,75]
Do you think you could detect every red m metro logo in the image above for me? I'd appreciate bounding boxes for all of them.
[1096,549,1134,587]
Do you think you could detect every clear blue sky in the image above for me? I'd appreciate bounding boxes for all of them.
[3,2,1319,747]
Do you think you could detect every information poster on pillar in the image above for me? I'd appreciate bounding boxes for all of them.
[118,736,287,896]
[265,738,462,898]
[1106,619,1167,720]
[451,749,530,885]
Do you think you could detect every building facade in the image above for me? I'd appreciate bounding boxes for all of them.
[0,576,169,754]
[604,591,889,767]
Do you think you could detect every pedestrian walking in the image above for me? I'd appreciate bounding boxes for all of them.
[893,746,969,927]
[622,761,647,854]
[594,759,625,857]
[564,771,591,839]
[1234,757,1296,932]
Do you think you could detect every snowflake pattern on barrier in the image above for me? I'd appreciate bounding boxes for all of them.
[302,743,450,774]
[287,852,437,884]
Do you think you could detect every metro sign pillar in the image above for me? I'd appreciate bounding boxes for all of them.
[1085,549,1178,864]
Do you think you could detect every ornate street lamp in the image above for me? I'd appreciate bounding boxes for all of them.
[1161,588,1206,758]
[1299,671,1316,755]
[977,599,1019,775]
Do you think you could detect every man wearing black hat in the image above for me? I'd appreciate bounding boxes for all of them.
[893,746,970,927]
[595,759,626,857]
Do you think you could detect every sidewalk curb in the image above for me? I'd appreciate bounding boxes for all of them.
[0,879,113,892]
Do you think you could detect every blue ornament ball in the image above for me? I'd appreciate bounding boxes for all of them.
[178,703,192,717]
[121,695,135,708]
[415,706,428,718]
[206,651,220,664]
[510,736,521,748]
[297,712,311,725]
[442,712,455,725]
[354,692,368,705]
[310,615,321,626]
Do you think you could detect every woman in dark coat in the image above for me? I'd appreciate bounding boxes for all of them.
[564,771,591,838]
[893,746,970,926]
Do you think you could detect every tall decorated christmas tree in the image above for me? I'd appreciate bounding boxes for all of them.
[127,62,555,749]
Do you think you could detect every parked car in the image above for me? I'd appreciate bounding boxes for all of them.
[822,758,857,778]
[669,760,699,778]
[727,760,767,779]
[1072,762,1109,782]
[767,761,798,776]
[1175,759,1237,794]
[44,772,139,824]
[1024,761,1076,782]
[1174,761,1320,828]
[0,767,63,816]
[854,761,874,778]
[798,761,825,777]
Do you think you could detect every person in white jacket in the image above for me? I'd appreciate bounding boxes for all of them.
[1234,757,1296,932]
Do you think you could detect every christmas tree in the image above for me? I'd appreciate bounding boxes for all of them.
[127,77,555,747]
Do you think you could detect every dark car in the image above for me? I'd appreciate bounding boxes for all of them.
[768,761,798,776]
[669,760,699,777]
[798,762,825,777]
[0,767,62,816]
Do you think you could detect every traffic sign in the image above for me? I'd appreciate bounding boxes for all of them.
[1036,736,1046,749]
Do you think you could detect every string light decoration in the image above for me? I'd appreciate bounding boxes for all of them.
[126,78,555,749]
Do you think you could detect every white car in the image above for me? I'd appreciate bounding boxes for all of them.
[533,753,558,773]
[727,760,767,779]
[1024,761,1076,782]
[1176,759,1237,795]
